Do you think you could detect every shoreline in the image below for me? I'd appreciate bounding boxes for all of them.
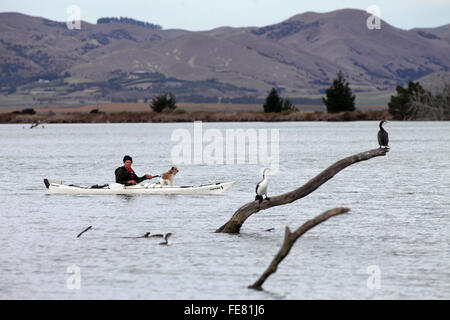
[0,109,390,123]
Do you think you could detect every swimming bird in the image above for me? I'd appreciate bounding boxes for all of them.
[377,120,389,148]
[122,232,152,239]
[30,120,40,129]
[149,234,164,238]
[159,233,172,245]
[255,168,271,203]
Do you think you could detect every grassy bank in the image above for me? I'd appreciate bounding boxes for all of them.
[0,109,390,124]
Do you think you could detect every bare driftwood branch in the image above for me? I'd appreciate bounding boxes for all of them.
[216,148,388,234]
[249,207,349,290]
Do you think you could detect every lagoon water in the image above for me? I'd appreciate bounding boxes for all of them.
[0,121,449,299]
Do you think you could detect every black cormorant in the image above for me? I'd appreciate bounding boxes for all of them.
[377,120,389,148]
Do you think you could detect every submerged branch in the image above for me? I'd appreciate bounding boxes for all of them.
[77,226,92,238]
[248,207,349,290]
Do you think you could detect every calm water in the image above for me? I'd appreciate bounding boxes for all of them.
[0,121,449,300]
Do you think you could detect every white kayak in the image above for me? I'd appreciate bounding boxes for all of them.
[44,179,235,195]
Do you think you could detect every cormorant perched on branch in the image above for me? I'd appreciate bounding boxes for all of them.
[377,120,389,148]
[255,168,271,203]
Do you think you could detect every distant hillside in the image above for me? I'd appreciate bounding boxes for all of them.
[411,24,450,44]
[1,9,449,108]
[415,71,450,93]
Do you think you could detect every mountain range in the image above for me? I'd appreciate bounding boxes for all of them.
[1,9,449,108]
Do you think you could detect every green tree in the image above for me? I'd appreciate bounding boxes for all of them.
[150,92,177,113]
[388,81,427,120]
[281,97,298,112]
[263,88,283,113]
[322,71,356,113]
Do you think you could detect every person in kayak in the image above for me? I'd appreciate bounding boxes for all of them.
[115,155,153,186]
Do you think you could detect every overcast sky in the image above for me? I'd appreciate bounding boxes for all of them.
[1,0,449,31]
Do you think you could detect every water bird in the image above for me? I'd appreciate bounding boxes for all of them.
[255,168,271,203]
[377,120,389,148]
[159,233,172,245]
[30,120,45,129]
[123,232,163,239]
[30,120,40,129]
[150,234,164,238]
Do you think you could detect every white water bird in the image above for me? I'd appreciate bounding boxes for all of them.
[255,168,271,203]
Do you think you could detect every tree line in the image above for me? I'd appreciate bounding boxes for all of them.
[388,81,450,120]
[262,71,449,119]
[97,17,162,30]
[148,71,449,120]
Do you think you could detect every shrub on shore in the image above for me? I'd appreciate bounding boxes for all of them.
[322,71,356,113]
[263,88,298,113]
[150,92,177,112]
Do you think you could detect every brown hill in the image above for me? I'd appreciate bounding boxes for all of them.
[412,24,450,44]
[1,9,449,108]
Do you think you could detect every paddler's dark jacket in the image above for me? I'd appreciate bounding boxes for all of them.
[115,166,147,185]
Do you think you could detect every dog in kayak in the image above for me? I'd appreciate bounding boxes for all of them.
[156,166,179,186]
